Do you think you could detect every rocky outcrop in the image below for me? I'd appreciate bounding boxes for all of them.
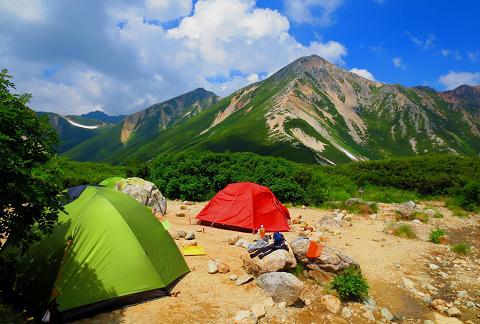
[256,272,304,305]
[241,249,297,276]
[115,177,167,214]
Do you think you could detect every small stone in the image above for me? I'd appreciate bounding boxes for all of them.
[422,294,432,305]
[263,297,274,308]
[180,205,187,210]
[228,235,241,245]
[235,275,254,286]
[278,302,287,309]
[304,299,311,306]
[466,301,475,308]
[177,230,187,238]
[168,229,180,240]
[216,261,230,273]
[454,300,461,306]
[447,306,461,317]
[394,263,401,268]
[182,240,197,246]
[362,310,375,322]
[345,242,352,247]
[369,214,377,220]
[457,290,467,298]
[230,275,238,281]
[321,294,341,314]
[175,212,185,217]
[185,231,195,240]
[234,310,252,322]
[207,260,218,274]
[342,307,353,318]
[402,277,415,290]
[429,263,439,270]
[251,304,265,319]
[380,307,393,321]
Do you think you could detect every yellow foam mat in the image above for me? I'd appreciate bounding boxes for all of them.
[181,246,206,256]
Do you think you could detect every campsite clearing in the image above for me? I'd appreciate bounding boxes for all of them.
[78,200,480,323]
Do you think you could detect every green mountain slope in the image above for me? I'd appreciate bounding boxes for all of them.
[63,55,480,164]
[64,88,219,161]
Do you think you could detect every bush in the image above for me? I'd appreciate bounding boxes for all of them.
[451,242,471,255]
[393,224,417,239]
[410,211,429,223]
[331,266,369,302]
[429,228,446,244]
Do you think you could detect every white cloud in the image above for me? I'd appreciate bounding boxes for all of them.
[284,0,343,26]
[438,71,480,90]
[349,68,376,81]
[467,51,479,62]
[0,0,45,22]
[406,31,435,50]
[392,57,406,70]
[373,0,385,4]
[440,49,450,57]
[0,0,348,115]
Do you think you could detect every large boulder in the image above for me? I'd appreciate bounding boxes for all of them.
[115,177,167,215]
[290,237,359,274]
[242,249,297,276]
[256,272,304,305]
[397,201,416,217]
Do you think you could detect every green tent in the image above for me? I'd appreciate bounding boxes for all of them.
[1,186,189,322]
[98,176,124,188]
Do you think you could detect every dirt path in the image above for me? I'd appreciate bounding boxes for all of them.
[78,201,480,324]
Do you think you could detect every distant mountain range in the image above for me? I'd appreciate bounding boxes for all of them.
[43,55,479,164]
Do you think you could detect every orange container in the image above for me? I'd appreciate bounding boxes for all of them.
[306,241,323,259]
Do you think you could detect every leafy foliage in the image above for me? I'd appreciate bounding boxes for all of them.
[331,266,369,302]
[451,242,471,255]
[429,228,446,244]
[0,69,65,251]
[393,224,417,239]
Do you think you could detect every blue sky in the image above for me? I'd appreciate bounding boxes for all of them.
[0,0,478,115]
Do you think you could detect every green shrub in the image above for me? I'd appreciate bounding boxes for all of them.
[331,266,369,302]
[429,228,446,244]
[411,211,429,223]
[393,224,417,239]
[434,211,443,218]
[451,243,471,255]
[288,263,305,278]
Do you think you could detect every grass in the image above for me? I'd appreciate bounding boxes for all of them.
[451,242,471,255]
[393,224,417,239]
[288,263,305,277]
[331,266,369,302]
[410,211,429,223]
[360,185,421,203]
[429,228,446,244]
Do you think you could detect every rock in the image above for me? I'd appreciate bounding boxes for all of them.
[429,263,440,270]
[177,230,187,238]
[423,294,432,305]
[235,239,250,249]
[175,212,186,217]
[185,231,195,240]
[362,309,375,321]
[115,177,167,214]
[457,290,467,298]
[168,229,180,240]
[342,307,353,318]
[242,249,297,276]
[235,275,254,286]
[306,269,333,283]
[411,219,422,224]
[424,321,434,324]
[256,272,304,305]
[263,297,274,308]
[402,277,415,290]
[318,216,341,229]
[447,307,461,317]
[290,237,359,274]
[230,275,238,281]
[369,214,377,220]
[363,297,376,311]
[321,294,341,314]
[251,304,265,319]
[466,301,475,308]
[228,235,241,245]
[345,198,364,206]
[277,302,287,309]
[207,260,218,274]
[380,307,393,321]
[182,240,197,247]
[397,200,416,217]
[216,261,230,273]
[234,310,252,322]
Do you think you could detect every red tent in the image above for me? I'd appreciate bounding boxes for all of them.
[196,182,290,232]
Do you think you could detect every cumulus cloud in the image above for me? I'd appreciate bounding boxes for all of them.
[438,71,480,90]
[349,68,376,81]
[0,0,348,115]
[284,0,343,26]
[392,57,406,70]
